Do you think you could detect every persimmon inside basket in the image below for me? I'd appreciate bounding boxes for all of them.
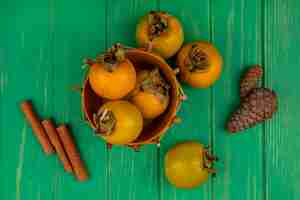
[81,48,182,148]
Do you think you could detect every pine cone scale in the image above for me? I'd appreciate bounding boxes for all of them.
[240,65,263,98]
[227,88,277,133]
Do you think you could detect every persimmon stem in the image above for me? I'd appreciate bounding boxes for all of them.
[206,152,219,162]
[206,168,217,174]
[146,42,153,52]
[84,58,95,66]
[203,148,218,175]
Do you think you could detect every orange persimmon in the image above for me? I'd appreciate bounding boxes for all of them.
[93,100,143,145]
[165,141,217,189]
[136,11,184,59]
[88,44,136,100]
[177,41,223,88]
[130,68,169,119]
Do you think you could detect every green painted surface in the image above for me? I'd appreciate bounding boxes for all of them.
[0,0,299,199]
[212,1,264,200]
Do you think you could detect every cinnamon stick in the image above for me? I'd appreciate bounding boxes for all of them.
[42,119,73,173]
[20,100,54,154]
[56,125,89,181]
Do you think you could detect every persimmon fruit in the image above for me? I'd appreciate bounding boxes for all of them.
[136,11,184,59]
[88,44,136,100]
[130,68,170,119]
[177,41,223,88]
[93,100,143,145]
[164,141,217,189]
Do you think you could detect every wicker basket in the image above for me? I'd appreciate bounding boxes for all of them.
[81,48,183,149]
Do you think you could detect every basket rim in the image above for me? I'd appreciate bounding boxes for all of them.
[81,48,182,146]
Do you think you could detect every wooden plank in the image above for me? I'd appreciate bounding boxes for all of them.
[0,1,58,200]
[211,0,264,199]
[106,1,159,200]
[1,1,299,200]
[159,0,212,199]
[51,0,108,199]
[264,0,300,198]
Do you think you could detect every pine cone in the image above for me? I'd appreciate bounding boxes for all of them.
[240,65,263,98]
[227,88,277,133]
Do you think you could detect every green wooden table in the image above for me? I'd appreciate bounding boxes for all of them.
[1,0,300,199]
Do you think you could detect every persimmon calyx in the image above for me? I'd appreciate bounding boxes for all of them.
[203,148,218,175]
[139,68,170,104]
[93,108,116,135]
[148,11,168,40]
[95,43,126,72]
[186,44,210,72]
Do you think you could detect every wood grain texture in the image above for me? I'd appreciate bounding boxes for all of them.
[159,0,212,199]
[211,0,264,199]
[0,0,300,199]
[264,0,300,199]
[0,0,108,199]
[106,1,159,200]
[0,1,58,199]
[51,0,108,199]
